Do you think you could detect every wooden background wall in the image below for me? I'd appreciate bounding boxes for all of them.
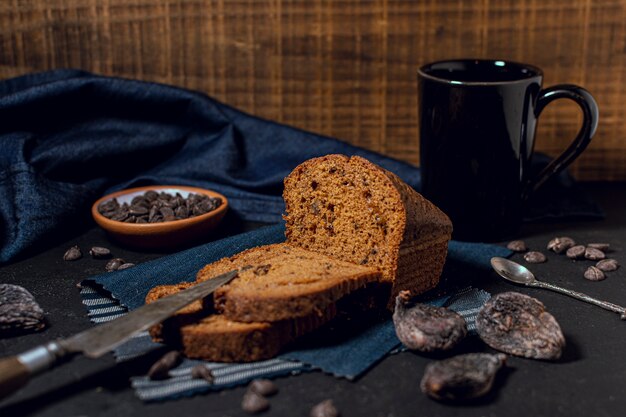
[1,0,625,180]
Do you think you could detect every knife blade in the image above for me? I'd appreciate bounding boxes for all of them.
[0,269,237,400]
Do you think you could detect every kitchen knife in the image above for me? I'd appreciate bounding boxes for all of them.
[0,269,238,400]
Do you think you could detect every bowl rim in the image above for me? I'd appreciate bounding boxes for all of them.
[91,185,229,231]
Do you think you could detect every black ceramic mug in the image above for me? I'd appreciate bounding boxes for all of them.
[418,59,598,242]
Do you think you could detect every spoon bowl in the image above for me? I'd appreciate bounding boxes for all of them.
[491,257,537,285]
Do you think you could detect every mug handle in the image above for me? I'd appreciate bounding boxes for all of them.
[524,85,599,198]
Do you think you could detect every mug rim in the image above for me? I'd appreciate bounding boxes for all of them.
[418,59,543,86]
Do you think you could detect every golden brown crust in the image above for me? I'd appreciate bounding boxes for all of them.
[283,154,452,306]
[145,283,336,362]
[198,243,380,322]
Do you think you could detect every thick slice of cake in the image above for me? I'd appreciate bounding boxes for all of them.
[146,283,336,362]
[197,243,381,323]
[283,154,452,304]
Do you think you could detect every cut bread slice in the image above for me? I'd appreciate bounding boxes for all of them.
[283,154,452,304]
[196,243,381,323]
[146,283,336,362]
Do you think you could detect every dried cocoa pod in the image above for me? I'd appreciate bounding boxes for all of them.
[547,237,575,254]
[148,351,182,380]
[241,390,270,414]
[506,240,527,252]
[310,399,340,417]
[248,379,278,396]
[393,291,467,352]
[476,292,565,360]
[420,353,507,401]
[0,284,46,335]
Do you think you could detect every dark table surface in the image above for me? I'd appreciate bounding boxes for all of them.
[1,183,625,417]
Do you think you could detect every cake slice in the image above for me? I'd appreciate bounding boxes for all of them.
[197,243,381,323]
[146,283,337,362]
[283,154,453,304]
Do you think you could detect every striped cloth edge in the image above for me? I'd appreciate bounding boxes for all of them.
[79,283,490,402]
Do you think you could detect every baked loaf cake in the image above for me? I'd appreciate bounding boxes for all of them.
[197,243,381,322]
[283,154,452,304]
[146,282,337,362]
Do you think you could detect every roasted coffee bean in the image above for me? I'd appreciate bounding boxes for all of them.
[110,210,129,222]
[393,291,467,352]
[588,243,610,251]
[584,266,605,281]
[523,251,547,264]
[117,263,135,270]
[63,245,82,261]
[89,246,111,259]
[547,237,575,254]
[0,284,46,335]
[105,258,125,272]
[309,399,339,417]
[124,216,137,223]
[136,217,148,224]
[596,259,619,272]
[191,365,214,383]
[585,247,606,261]
[566,245,586,259]
[241,390,270,414]
[248,379,278,396]
[148,351,182,380]
[476,292,565,360]
[506,240,527,252]
[420,353,507,402]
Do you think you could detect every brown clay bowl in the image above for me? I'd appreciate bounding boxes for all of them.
[91,185,228,249]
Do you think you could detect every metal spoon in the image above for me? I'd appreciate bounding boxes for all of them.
[491,257,626,320]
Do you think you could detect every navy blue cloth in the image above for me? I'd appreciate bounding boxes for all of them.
[83,222,510,387]
[0,70,602,263]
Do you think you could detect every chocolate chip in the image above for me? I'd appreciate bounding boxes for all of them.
[596,259,619,272]
[148,351,182,380]
[105,258,125,272]
[506,240,527,252]
[241,390,270,414]
[588,243,610,251]
[584,247,606,261]
[584,266,605,281]
[191,365,214,383]
[524,251,546,263]
[89,246,111,259]
[248,379,278,396]
[63,245,82,261]
[566,245,586,259]
[309,399,339,417]
[547,237,575,254]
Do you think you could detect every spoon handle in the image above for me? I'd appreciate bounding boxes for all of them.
[533,281,626,319]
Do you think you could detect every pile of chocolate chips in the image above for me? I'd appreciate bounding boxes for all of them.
[98,190,222,223]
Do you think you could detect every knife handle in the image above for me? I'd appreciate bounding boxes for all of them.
[0,341,67,400]
[0,356,30,400]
